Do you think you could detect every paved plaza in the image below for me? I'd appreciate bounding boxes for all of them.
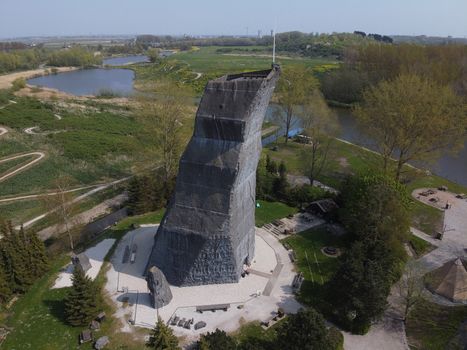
[105,226,301,341]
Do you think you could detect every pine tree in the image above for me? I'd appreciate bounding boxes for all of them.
[148,316,180,350]
[24,228,49,277]
[0,265,12,304]
[64,267,99,326]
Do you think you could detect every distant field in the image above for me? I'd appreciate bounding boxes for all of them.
[174,46,335,74]
[132,46,337,94]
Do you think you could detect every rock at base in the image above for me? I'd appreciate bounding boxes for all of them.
[146,266,172,308]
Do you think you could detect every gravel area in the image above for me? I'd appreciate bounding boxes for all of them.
[53,238,115,288]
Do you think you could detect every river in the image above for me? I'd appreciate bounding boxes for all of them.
[103,55,149,66]
[264,105,467,187]
[27,68,135,96]
[334,107,467,187]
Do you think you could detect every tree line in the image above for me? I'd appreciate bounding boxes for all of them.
[320,42,467,104]
[0,219,49,304]
[148,307,343,350]
[0,49,43,73]
[47,47,102,67]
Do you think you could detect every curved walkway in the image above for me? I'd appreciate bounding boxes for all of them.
[0,152,45,183]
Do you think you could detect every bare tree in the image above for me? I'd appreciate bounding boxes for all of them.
[354,74,466,181]
[397,261,424,323]
[274,66,319,143]
[137,80,193,181]
[41,176,82,251]
[300,91,340,185]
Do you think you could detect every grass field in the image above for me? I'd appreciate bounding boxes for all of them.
[283,227,345,308]
[264,137,467,235]
[131,46,337,94]
[406,299,467,350]
[408,234,435,257]
[174,46,334,74]
[255,199,298,227]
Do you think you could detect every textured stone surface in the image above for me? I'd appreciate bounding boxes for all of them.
[146,266,173,308]
[147,66,281,286]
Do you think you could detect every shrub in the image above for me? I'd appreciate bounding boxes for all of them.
[11,77,26,91]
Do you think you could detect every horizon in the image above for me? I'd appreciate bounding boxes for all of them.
[1,0,466,39]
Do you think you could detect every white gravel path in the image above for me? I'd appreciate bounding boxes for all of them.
[52,238,116,289]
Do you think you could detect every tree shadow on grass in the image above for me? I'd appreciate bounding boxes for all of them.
[43,298,68,325]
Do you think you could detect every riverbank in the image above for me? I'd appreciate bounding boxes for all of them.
[0,67,77,90]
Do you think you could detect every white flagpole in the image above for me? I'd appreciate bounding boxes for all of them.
[272,29,276,64]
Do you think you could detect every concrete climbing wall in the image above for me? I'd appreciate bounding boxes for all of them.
[147,66,281,286]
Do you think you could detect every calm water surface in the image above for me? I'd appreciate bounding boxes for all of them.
[27,68,135,96]
[103,55,149,66]
[334,107,467,187]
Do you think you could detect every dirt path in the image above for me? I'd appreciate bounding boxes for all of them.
[0,127,7,136]
[0,67,76,89]
[0,184,101,203]
[18,176,131,229]
[0,152,45,183]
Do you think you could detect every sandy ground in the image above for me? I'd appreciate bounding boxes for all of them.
[53,238,115,288]
[0,67,77,89]
[0,127,7,136]
[105,226,301,342]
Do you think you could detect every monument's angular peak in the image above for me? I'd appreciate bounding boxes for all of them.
[147,65,280,286]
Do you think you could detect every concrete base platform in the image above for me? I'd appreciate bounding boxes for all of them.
[105,226,301,341]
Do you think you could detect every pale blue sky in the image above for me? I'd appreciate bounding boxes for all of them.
[1,0,466,38]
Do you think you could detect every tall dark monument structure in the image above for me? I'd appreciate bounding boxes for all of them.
[147,65,280,286]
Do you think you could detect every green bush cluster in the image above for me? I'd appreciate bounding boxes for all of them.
[326,173,410,333]
[257,154,331,207]
[0,49,43,73]
[47,47,102,67]
[127,170,175,215]
[196,308,343,350]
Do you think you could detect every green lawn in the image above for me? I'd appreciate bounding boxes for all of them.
[255,200,298,227]
[113,209,165,230]
[406,299,467,350]
[1,257,88,350]
[284,227,345,286]
[408,234,435,257]
[283,227,345,308]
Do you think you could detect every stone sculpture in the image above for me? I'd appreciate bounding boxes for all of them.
[146,266,173,308]
[147,65,281,286]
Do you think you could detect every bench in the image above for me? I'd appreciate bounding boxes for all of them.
[196,303,230,313]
